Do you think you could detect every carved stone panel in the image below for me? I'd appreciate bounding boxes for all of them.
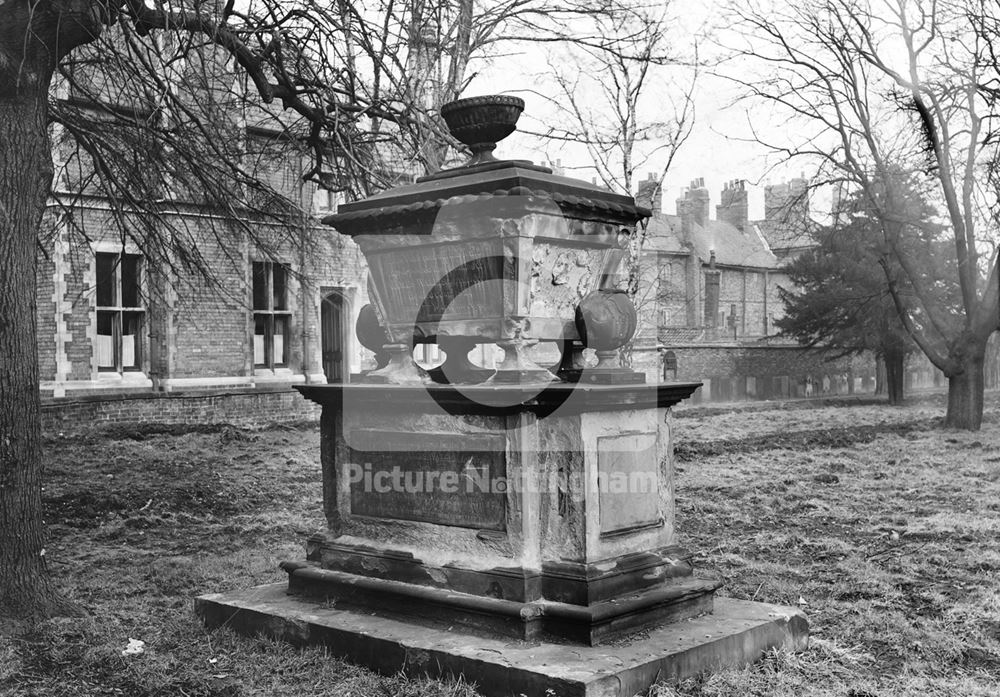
[366,239,504,326]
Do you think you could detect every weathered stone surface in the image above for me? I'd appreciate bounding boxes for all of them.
[279,561,719,645]
[346,430,507,530]
[305,537,543,602]
[296,382,701,417]
[541,545,696,605]
[304,389,692,615]
[596,432,660,536]
[196,584,808,697]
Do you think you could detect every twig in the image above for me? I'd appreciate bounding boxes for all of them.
[865,540,929,560]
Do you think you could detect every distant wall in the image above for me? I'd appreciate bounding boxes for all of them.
[631,343,947,404]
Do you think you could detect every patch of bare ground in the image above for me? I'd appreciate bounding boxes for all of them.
[2,392,997,696]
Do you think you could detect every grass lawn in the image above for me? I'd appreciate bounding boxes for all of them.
[2,394,998,696]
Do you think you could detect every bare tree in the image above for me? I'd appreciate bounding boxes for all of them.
[2,0,458,619]
[520,2,698,366]
[527,2,696,196]
[726,0,1000,429]
[0,0,670,621]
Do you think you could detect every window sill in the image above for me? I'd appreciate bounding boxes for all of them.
[253,369,306,385]
[42,374,153,397]
[96,371,151,384]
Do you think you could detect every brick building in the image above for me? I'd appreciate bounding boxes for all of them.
[630,174,886,402]
[37,199,370,431]
[36,64,371,431]
[756,176,815,262]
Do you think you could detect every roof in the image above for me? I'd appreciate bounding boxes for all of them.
[642,214,689,254]
[753,218,817,253]
[644,213,780,269]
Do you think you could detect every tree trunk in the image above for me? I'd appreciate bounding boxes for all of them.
[0,88,61,621]
[945,343,986,430]
[884,350,906,406]
[874,358,886,396]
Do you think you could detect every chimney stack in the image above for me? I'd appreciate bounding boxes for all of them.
[635,172,663,214]
[716,179,749,233]
[676,177,710,229]
[764,176,808,225]
[704,257,720,329]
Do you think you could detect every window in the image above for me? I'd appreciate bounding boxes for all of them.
[313,186,342,213]
[253,261,291,368]
[95,252,144,372]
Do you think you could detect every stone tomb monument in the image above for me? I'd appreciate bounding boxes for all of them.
[196,95,807,696]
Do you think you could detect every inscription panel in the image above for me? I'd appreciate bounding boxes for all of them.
[347,430,507,531]
[597,433,661,535]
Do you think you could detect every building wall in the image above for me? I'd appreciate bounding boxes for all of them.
[38,48,377,418]
[36,200,369,400]
[767,270,791,332]
[170,232,250,379]
[654,255,694,328]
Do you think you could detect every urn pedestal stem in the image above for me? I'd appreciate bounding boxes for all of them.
[430,336,495,384]
[594,349,619,370]
[365,343,427,384]
[490,338,557,384]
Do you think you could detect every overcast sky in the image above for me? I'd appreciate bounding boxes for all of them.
[470,3,798,221]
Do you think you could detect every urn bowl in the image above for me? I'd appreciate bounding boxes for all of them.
[440,95,525,149]
[575,290,638,351]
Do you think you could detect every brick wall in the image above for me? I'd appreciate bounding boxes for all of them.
[36,214,58,382]
[64,221,98,380]
[644,248,795,343]
[631,341,961,404]
[41,388,321,434]
[677,345,861,402]
[632,342,877,404]
[170,228,250,378]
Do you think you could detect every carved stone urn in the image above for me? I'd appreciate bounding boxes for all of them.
[323,94,648,385]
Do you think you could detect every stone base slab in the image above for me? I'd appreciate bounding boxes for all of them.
[196,583,808,697]
[281,561,720,645]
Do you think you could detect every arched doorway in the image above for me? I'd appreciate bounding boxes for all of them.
[321,291,349,383]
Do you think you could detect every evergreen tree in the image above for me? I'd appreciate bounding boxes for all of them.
[776,186,954,405]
